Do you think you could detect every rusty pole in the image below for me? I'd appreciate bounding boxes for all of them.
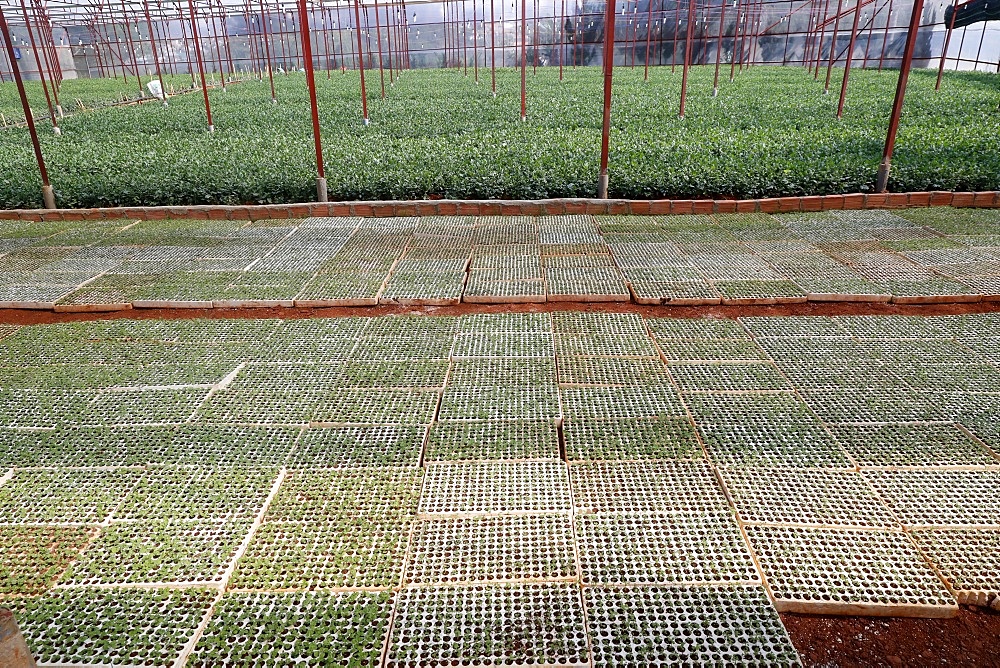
[597,0,616,198]
[520,0,527,119]
[0,5,55,208]
[875,0,922,191]
[258,0,277,100]
[143,1,169,104]
[712,0,725,94]
[835,0,862,118]
[935,0,957,89]
[679,0,693,116]
[375,0,386,96]
[298,0,327,200]
[490,0,496,93]
[353,0,369,122]
[823,0,843,90]
[187,0,214,130]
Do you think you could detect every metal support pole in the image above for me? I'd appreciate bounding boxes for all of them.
[679,0,693,116]
[935,1,957,89]
[353,0,369,123]
[375,0,386,96]
[643,0,653,78]
[824,0,843,90]
[520,0,527,119]
[598,0,616,198]
[0,6,55,208]
[187,0,214,131]
[144,1,169,104]
[298,0,327,201]
[490,0,496,94]
[836,0,862,117]
[712,0,725,94]
[876,0,922,192]
[20,0,59,132]
[259,0,276,100]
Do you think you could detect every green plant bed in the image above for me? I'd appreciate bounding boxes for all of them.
[2,67,998,207]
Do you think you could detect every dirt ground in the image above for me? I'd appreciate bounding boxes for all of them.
[1,299,1000,325]
[783,607,1000,667]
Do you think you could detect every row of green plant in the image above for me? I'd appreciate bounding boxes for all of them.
[0,65,996,207]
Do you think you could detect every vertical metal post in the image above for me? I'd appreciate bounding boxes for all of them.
[836,0,861,117]
[520,0,526,119]
[375,0,386,96]
[0,5,55,208]
[598,0,616,198]
[187,0,214,130]
[712,0,725,94]
[299,0,327,200]
[20,0,59,131]
[679,0,693,116]
[643,0,652,78]
[144,1,169,104]
[259,0,276,100]
[490,0,496,93]
[353,0,369,122]
[730,0,742,79]
[473,0,479,81]
[875,0,921,191]
[878,0,891,70]
[824,0,843,90]
[935,1,957,89]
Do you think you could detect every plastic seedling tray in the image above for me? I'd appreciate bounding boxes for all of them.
[447,358,558,387]
[778,362,906,392]
[386,583,589,668]
[829,423,1000,469]
[190,591,392,667]
[799,388,948,424]
[557,357,670,387]
[720,468,900,529]
[440,385,560,421]
[0,526,94,595]
[230,515,412,590]
[835,315,951,339]
[570,461,729,515]
[8,587,215,667]
[64,518,250,586]
[754,337,868,363]
[380,271,467,306]
[695,417,855,470]
[458,313,551,334]
[739,316,850,339]
[712,280,809,305]
[452,332,555,358]
[545,267,629,302]
[354,335,456,361]
[419,462,572,516]
[657,340,767,363]
[0,388,90,429]
[608,241,689,269]
[464,277,545,305]
[911,528,1000,606]
[554,334,659,359]
[426,420,560,462]
[550,312,644,337]
[289,425,426,468]
[0,468,143,524]
[863,470,1000,529]
[646,318,751,341]
[559,385,685,421]
[114,466,280,522]
[744,525,958,617]
[294,271,389,307]
[563,418,702,461]
[265,468,423,523]
[405,514,576,585]
[668,363,793,393]
[576,511,759,585]
[75,387,209,426]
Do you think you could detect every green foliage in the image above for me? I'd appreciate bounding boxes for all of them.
[0,66,997,207]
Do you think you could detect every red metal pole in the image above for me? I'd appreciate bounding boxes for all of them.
[258,0,277,100]
[298,0,327,200]
[643,0,653,78]
[679,0,693,116]
[559,0,565,78]
[187,0,214,130]
[729,0,741,79]
[935,1,957,89]
[353,0,369,122]
[143,1,169,104]
[520,0,527,119]
[20,0,59,132]
[875,0,921,191]
[336,3,347,72]
[878,0,891,70]
[712,0,725,93]
[118,2,145,94]
[222,7,237,81]
[672,0,680,70]
[464,0,469,74]
[178,7,196,85]
[533,0,538,73]
[0,5,54,207]
[473,0,479,81]
[824,0,843,89]
[374,0,385,96]
[813,0,829,76]
[490,0,497,92]
[598,0,615,197]
[836,0,861,117]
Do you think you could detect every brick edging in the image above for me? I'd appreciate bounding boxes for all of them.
[1,191,998,221]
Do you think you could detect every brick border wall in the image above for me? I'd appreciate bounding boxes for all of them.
[1,191,998,221]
